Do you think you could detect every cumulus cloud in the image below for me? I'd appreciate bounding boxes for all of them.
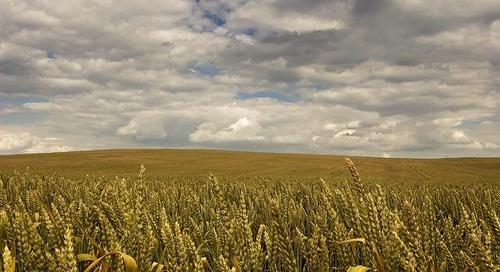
[0,132,39,152]
[190,117,266,143]
[117,111,169,140]
[0,131,73,154]
[0,0,498,157]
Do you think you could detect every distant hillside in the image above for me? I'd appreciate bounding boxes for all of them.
[1,149,499,183]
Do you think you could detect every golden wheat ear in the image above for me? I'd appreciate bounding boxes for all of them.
[345,157,364,194]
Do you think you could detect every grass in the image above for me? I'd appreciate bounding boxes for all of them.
[0,149,499,183]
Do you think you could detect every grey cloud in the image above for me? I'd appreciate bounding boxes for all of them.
[222,0,499,74]
[351,0,387,16]
[0,43,41,76]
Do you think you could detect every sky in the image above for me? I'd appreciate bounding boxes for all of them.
[0,0,499,157]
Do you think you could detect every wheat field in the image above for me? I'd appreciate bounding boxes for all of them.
[1,149,500,183]
[0,156,498,272]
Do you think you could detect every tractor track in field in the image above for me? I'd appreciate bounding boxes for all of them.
[409,164,434,181]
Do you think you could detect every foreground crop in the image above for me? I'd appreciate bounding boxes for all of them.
[0,160,498,271]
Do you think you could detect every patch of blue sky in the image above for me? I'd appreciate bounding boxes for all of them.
[236,90,299,103]
[204,10,226,26]
[0,96,48,106]
[46,51,56,59]
[311,81,330,91]
[190,63,221,77]
[461,119,484,126]
[242,27,257,36]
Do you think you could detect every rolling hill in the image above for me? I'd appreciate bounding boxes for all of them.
[0,149,499,183]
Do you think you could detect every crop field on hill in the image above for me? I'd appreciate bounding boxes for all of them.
[1,149,500,183]
[0,150,498,271]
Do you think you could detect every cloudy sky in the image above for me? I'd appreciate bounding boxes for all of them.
[0,0,499,157]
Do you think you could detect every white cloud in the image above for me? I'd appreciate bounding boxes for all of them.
[334,129,356,138]
[229,1,346,32]
[190,117,266,143]
[324,123,338,131]
[0,131,75,154]
[24,143,74,154]
[382,152,392,158]
[0,132,39,152]
[117,111,168,140]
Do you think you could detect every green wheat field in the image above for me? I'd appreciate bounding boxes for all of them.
[0,149,499,271]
